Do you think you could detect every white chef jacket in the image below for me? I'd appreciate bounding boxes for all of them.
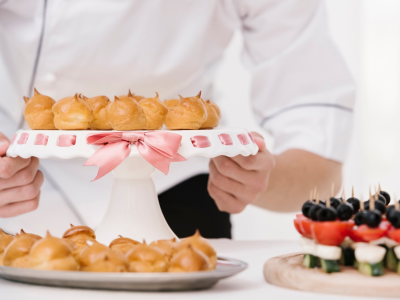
[0,0,355,236]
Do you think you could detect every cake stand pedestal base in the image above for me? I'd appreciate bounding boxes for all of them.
[95,156,177,244]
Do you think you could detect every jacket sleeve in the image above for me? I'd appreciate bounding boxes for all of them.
[236,0,355,162]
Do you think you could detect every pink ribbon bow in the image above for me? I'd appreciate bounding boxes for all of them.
[84,132,186,181]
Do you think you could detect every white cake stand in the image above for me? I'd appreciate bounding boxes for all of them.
[6,128,258,244]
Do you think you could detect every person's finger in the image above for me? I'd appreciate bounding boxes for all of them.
[0,132,10,156]
[0,192,40,218]
[250,132,266,151]
[0,157,40,190]
[0,171,43,206]
[209,160,245,196]
[0,156,32,179]
[212,155,258,183]
[230,149,275,171]
[207,180,246,214]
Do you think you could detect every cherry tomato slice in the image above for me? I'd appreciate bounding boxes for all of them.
[294,219,303,235]
[311,221,350,246]
[387,226,400,243]
[349,222,389,243]
[299,217,313,239]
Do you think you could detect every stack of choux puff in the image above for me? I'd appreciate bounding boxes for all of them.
[1,225,217,273]
[23,88,220,130]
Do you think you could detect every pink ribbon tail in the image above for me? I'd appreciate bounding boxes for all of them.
[83,141,130,181]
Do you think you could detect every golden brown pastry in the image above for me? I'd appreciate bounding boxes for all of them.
[109,236,141,254]
[23,88,57,130]
[164,92,207,130]
[52,94,93,130]
[29,232,78,271]
[168,245,210,272]
[19,229,42,240]
[63,224,96,260]
[124,89,145,102]
[0,229,15,266]
[209,101,221,119]
[138,92,168,130]
[107,96,146,130]
[79,242,128,272]
[164,99,180,108]
[82,94,112,130]
[3,234,39,268]
[149,238,177,258]
[126,242,169,272]
[176,230,217,270]
[200,99,219,129]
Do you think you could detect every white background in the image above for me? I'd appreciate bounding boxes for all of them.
[217,0,400,240]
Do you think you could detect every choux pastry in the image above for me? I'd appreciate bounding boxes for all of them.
[81,94,112,130]
[23,88,56,130]
[19,229,42,240]
[168,245,210,272]
[52,94,93,129]
[164,92,207,130]
[175,230,217,270]
[63,224,96,260]
[29,232,78,271]
[109,236,141,254]
[3,234,39,268]
[164,99,179,108]
[79,242,128,272]
[107,96,146,130]
[124,89,145,102]
[200,99,220,129]
[149,238,177,258]
[126,242,169,272]
[139,92,168,130]
[0,229,15,266]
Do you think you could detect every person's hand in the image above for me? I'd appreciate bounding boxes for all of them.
[208,132,275,214]
[0,133,43,217]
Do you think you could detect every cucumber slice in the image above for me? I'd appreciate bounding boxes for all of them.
[339,247,355,266]
[303,254,319,268]
[320,258,340,273]
[358,262,384,276]
[386,247,399,271]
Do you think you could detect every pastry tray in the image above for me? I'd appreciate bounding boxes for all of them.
[0,257,247,291]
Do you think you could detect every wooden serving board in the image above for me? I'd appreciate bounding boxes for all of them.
[264,253,400,298]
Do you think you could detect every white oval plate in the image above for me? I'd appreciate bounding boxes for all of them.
[0,257,247,291]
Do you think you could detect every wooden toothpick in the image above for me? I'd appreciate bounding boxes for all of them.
[313,186,317,201]
[331,183,334,198]
[395,193,399,211]
[316,193,320,205]
[352,186,354,198]
[360,194,364,210]
[326,197,331,208]
[369,186,374,211]
[342,188,346,203]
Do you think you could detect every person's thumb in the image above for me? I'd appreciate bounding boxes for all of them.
[0,133,10,157]
[250,132,266,151]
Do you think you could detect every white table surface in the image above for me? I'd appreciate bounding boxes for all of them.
[1,240,395,300]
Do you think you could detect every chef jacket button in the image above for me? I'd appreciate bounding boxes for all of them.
[42,73,57,83]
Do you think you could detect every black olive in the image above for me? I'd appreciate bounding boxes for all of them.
[389,210,400,228]
[329,197,342,209]
[354,210,367,226]
[364,200,386,214]
[380,191,391,206]
[309,204,324,221]
[317,207,337,221]
[337,203,354,221]
[318,200,326,207]
[364,209,382,228]
[346,197,360,212]
[387,206,395,221]
[302,201,314,218]
[376,194,387,204]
